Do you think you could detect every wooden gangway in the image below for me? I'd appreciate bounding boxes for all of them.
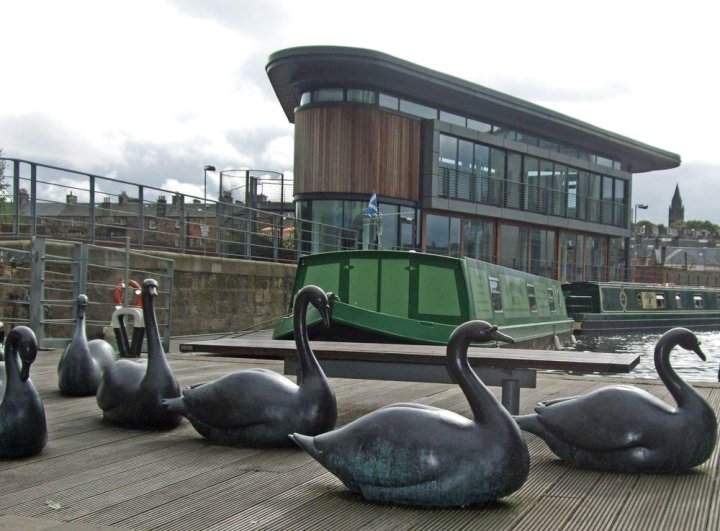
[179,332,639,414]
[1,349,718,530]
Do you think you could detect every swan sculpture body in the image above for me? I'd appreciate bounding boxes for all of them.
[0,326,47,457]
[97,279,182,429]
[58,295,116,396]
[162,285,337,447]
[291,321,528,508]
[515,327,718,472]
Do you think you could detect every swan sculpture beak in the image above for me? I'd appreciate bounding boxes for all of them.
[490,328,515,345]
[320,304,331,329]
[693,344,707,362]
[320,292,337,329]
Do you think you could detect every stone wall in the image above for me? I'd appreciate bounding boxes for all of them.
[144,251,297,335]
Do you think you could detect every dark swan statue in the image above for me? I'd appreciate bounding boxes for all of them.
[58,294,116,396]
[291,320,528,508]
[515,327,718,472]
[97,279,182,430]
[0,326,48,458]
[162,285,337,447]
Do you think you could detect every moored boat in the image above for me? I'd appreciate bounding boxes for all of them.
[562,281,720,334]
[273,250,574,349]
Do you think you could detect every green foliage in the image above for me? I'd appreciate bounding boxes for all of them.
[684,219,720,235]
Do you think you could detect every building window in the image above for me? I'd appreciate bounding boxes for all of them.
[314,88,344,102]
[378,93,399,110]
[425,214,460,257]
[463,219,494,262]
[347,89,376,104]
[399,99,437,119]
[499,224,528,271]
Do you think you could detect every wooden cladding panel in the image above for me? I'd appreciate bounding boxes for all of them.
[294,107,421,201]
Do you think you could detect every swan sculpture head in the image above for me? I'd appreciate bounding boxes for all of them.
[11,326,38,382]
[143,278,159,299]
[664,327,705,360]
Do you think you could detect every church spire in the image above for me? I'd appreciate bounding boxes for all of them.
[669,183,684,226]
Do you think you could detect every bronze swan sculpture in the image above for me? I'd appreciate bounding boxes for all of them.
[58,294,116,396]
[162,285,337,447]
[97,279,182,429]
[514,327,717,472]
[0,326,47,457]
[291,320,528,507]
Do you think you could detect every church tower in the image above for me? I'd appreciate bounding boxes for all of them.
[668,183,684,226]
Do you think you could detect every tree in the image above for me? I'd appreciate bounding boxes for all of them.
[684,219,720,236]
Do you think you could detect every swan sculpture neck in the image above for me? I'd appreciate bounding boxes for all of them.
[292,286,328,386]
[142,280,170,378]
[73,296,89,343]
[655,328,705,409]
[446,321,512,424]
[3,333,21,393]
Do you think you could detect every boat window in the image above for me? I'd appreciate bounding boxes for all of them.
[526,284,538,312]
[675,294,683,309]
[655,294,666,309]
[547,288,556,312]
[489,277,503,313]
[694,295,704,309]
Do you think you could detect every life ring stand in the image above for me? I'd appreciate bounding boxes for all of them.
[111,280,145,358]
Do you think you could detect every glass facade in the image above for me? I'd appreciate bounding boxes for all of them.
[297,86,632,282]
[297,198,418,253]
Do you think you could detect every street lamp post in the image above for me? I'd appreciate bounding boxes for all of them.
[634,203,648,225]
[203,165,216,206]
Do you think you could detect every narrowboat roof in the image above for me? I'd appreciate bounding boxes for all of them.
[566,281,720,292]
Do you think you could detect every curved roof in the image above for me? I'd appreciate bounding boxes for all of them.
[266,46,680,173]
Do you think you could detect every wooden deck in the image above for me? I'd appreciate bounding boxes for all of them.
[1,348,719,530]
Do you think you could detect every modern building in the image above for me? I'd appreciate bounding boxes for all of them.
[266,46,681,281]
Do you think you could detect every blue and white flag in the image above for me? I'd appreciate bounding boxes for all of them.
[367,193,379,217]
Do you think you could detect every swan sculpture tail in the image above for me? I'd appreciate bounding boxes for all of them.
[161,397,187,415]
[289,433,321,458]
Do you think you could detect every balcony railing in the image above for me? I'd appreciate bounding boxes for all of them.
[437,167,627,228]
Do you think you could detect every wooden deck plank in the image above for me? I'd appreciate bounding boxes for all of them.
[0,349,718,530]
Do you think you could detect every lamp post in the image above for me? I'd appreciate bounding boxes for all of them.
[634,203,648,225]
[203,165,216,205]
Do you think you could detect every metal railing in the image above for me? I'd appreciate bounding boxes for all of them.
[438,167,627,228]
[0,237,174,349]
[0,158,358,263]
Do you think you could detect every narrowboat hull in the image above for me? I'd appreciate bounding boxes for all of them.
[273,250,574,348]
[562,281,720,334]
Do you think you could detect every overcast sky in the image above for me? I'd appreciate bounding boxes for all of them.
[2,0,718,225]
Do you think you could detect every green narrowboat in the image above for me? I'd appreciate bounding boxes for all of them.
[562,281,720,334]
[273,250,574,348]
